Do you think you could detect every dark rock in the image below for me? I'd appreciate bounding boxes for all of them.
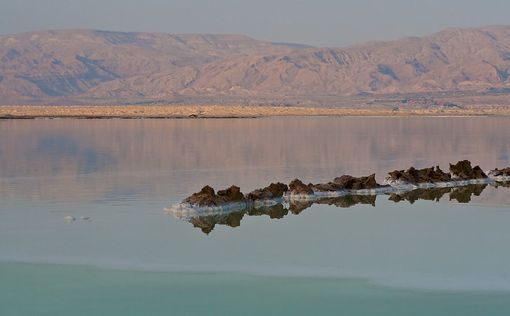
[308,174,383,192]
[333,174,380,190]
[288,179,314,195]
[387,166,451,184]
[182,185,218,206]
[449,160,487,180]
[217,185,245,202]
[247,182,288,200]
[183,185,245,206]
[489,167,510,177]
[311,182,340,192]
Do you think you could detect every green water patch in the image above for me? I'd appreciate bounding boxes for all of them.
[1,262,510,316]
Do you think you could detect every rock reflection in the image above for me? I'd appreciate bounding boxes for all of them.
[3,117,510,203]
[494,181,510,188]
[388,184,488,204]
[248,204,289,219]
[449,184,487,203]
[168,183,507,234]
[389,188,452,204]
[190,211,246,235]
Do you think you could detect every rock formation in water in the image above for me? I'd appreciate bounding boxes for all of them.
[386,166,451,184]
[488,167,510,177]
[247,182,288,200]
[183,185,246,206]
[171,179,510,234]
[288,179,314,195]
[449,160,487,180]
[290,174,383,194]
[331,174,381,190]
[178,160,508,209]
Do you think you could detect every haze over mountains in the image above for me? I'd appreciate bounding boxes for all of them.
[1,26,510,105]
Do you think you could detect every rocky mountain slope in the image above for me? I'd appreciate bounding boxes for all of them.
[1,26,510,104]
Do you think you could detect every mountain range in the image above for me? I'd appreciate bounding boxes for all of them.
[1,26,510,105]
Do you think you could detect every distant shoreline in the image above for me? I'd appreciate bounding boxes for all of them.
[1,105,510,119]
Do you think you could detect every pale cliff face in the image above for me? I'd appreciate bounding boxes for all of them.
[1,26,510,104]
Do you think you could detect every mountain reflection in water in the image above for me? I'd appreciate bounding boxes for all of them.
[169,182,509,234]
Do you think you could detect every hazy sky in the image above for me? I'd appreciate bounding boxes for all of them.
[1,0,509,47]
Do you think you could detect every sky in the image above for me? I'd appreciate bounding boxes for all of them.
[0,0,509,47]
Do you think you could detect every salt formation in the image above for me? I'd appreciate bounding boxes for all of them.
[168,160,510,217]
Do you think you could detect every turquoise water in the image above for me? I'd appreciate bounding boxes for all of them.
[1,117,510,315]
[2,263,510,316]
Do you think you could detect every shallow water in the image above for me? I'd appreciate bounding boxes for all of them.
[1,117,510,315]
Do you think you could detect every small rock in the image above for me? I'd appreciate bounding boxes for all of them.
[488,167,510,177]
[333,174,380,190]
[247,182,288,200]
[387,166,451,184]
[64,215,76,222]
[288,179,314,195]
[183,185,246,206]
[217,186,245,203]
[449,160,487,180]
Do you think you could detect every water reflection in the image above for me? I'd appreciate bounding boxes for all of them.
[389,184,488,204]
[1,117,510,204]
[168,182,510,234]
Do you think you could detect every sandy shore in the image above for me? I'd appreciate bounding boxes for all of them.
[1,105,510,119]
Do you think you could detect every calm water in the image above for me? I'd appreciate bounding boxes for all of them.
[1,117,510,315]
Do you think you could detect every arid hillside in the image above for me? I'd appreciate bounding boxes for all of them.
[1,26,510,104]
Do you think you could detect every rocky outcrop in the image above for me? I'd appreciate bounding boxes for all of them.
[310,174,380,192]
[332,174,381,190]
[247,182,288,200]
[183,185,245,206]
[217,186,245,202]
[449,160,487,180]
[386,166,451,184]
[182,185,217,206]
[488,167,510,177]
[170,173,510,234]
[288,179,314,195]
[179,160,503,209]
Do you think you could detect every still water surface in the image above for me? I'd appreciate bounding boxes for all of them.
[1,117,510,315]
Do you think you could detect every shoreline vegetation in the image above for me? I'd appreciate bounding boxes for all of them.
[2,105,510,119]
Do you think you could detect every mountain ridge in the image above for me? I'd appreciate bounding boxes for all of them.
[1,26,510,105]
